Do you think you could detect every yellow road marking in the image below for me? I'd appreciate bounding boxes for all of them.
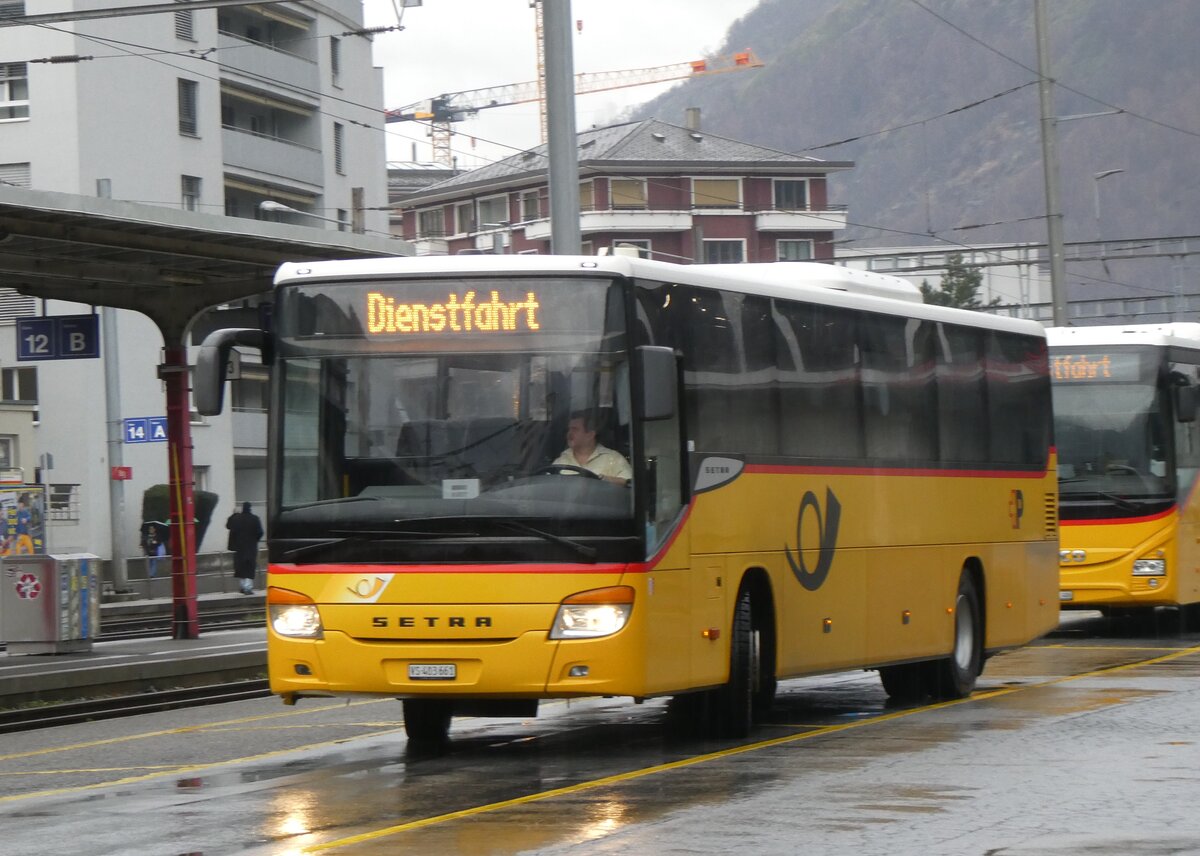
[0,698,389,762]
[303,643,1200,853]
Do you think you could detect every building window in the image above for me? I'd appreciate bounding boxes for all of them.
[521,190,540,222]
[610,178,647,210]
[2,366,36,403]
[0,436,12,469]
[48,484,81,523]
[579,180,594,212]
[692,178,741,209]
[333,122,345,174]
[0,62,29,121]
[703,240,744,264]
[455,202,475,234]
[0,4,27,20]
[337,208,348,232]
[181,175,201,211]
[777,239,813,261]
[478,195,508,228]
[417,208,444,238]
[0,161,31,188]
[177,79,198,136]
[174,2,195,41]
[330,36,341,86]
[773,179,809,211]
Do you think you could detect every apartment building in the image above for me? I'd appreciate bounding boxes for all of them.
[394,118,853,262]
[0,1,389,569]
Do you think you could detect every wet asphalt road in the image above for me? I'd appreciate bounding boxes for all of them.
[2,610,1199,856]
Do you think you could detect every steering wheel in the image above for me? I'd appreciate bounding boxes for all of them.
[534,464,602,480]
[1105,464,1140,476]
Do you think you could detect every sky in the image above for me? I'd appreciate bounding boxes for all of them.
[361,0,762,168]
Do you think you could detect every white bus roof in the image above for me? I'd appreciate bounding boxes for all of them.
[1047,323,1200,350]
[275,254,1044,337]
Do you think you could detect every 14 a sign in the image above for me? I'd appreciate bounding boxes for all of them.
[16,315,100,361]
[124,417,168,444]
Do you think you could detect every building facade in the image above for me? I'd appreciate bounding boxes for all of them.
[394,119,853,263]
[0,1,388,574]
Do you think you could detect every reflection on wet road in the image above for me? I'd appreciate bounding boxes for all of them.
[3,611,1200,856]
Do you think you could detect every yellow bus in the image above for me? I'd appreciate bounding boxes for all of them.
[197,255,1059,748]
[1049,324,1200,614]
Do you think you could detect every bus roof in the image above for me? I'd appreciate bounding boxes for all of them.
[274,254,1044,337]
[1047,323,1200,350]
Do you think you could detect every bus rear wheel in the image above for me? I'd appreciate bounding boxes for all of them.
[925,572,983,700]
[402,699,453,752]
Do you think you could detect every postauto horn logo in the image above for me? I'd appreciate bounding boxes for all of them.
[784,488,842,592]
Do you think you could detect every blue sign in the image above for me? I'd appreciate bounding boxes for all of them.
[124,417,169,444]
[16,314,100,361]
[148,417,168,442]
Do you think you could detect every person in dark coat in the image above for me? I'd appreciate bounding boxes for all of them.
[226,502,264,594]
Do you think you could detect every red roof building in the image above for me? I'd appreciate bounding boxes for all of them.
[392,118,853,263]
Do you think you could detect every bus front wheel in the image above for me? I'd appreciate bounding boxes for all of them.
[714,589,756,737]
[925,572,983,700]
[402,699,453,751]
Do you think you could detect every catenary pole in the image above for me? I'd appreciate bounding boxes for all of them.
[543,0,581,255]
[1035,0,1068,326]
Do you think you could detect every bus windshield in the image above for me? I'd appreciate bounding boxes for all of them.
[1052,348,1173,507]
[270,276,637,562]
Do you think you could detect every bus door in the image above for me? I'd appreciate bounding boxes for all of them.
[1170,362,1200,604]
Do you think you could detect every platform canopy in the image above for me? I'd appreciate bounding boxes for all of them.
[0,185,408,340]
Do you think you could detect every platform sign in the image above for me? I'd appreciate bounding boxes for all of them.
[124,417,169,444]
[16,314,100,361]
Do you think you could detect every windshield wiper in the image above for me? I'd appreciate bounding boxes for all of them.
[281,528,480,560]
[496,519,598,562]
[282,495,383,513]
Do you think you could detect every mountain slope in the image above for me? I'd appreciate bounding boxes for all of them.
[634,0,1200,265]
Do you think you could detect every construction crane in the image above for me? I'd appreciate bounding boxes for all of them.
[386,50,764,167]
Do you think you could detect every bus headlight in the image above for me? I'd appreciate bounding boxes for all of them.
[550,586,634,639]
[268,587,324,638]
[1132,558,1166,577]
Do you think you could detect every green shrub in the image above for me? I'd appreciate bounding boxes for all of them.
[141,484,219,549]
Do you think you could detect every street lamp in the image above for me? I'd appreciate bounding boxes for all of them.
[1092,168,1124,226]
[258,200,346,229]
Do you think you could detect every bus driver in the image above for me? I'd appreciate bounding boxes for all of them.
[552,411,632,486]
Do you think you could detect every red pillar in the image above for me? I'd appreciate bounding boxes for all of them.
[161,344,200,639]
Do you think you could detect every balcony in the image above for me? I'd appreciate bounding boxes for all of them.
[755,206,848,232]
[222,126,322,187]
[231,410,266,453]
[217,32,319,96]
[411,238,449,256]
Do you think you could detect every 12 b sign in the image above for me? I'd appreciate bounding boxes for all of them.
[16,315,100,361]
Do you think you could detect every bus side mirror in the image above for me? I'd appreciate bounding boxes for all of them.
[1175,384,1197,423]
[195,328,269,416]
[638,345,677,421]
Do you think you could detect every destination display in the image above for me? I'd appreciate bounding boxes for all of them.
[277,277,616,343]
[366,290,541,335]
[1051,351,1141,383]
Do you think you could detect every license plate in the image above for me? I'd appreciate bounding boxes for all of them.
[408,663,456,680]
[1059,590,1074,602]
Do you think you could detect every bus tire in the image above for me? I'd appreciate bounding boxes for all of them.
[925,572,983,700]
[878,663,927,701]
[715,589,755,737]
[402,699,453,751]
